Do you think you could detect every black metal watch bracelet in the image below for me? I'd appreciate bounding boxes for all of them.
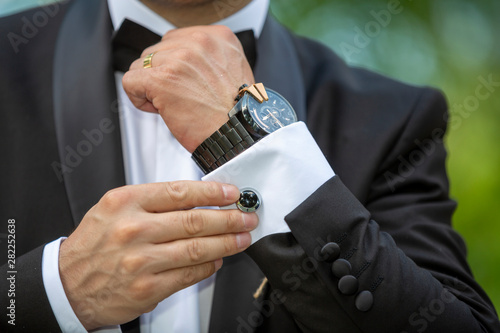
[191,115,255,174]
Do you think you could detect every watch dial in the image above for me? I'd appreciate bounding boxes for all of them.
[246,89,297,134]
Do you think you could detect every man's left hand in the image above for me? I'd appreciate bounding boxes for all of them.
[123,25,255,153]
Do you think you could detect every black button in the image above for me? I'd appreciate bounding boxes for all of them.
[237,189,261,213]
[332,259,351,278]
[338,275,358,295]
[321,242,340,262]
[355,290,374,312]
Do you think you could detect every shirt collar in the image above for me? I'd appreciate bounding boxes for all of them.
[107,0,269,37]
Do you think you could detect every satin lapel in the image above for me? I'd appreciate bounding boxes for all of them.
[209,16,307,332]
[254,16,307,122]
[53,0,125,226]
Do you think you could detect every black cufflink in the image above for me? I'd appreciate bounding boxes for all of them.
[237,189,261,213]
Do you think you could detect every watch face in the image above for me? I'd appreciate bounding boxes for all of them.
[243,89,297,135]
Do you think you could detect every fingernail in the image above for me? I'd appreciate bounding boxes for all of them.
[242,213,259,230]
[222,184,239,201]
[236,232,252,249]
[214,258,223,271]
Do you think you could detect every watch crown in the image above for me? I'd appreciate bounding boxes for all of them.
[238,83,269,103]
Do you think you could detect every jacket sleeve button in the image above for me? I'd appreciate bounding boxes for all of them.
[355,290,374,312]
[338,275,358,295]
[332,258,352,278]
[321,242,340,262]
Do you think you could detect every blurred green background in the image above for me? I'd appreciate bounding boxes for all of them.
[1,0,499,311]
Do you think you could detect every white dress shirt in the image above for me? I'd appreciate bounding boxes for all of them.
[41,0,335,332]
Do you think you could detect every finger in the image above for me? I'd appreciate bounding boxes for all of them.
[144,259,223,304]
[129,48,161,71]
[129,49,176,71]
[121,69,158,113]
[149,232,251,274]
[139,209,258,244]
[129,36,199,71]
[131,181,240,212]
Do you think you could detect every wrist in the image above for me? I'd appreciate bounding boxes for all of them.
[192,83,297,174]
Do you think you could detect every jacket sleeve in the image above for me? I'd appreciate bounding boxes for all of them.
[1,246,62,332]
[246,88,500,333]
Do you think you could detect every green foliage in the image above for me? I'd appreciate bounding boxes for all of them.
[271,0,500,311]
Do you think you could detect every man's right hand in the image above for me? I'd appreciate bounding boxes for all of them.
[58,181,257,330]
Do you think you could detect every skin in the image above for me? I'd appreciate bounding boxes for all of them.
[59,1,257,329]
[123,24,255,152]
[60,182,258,329]
[141,0,253,27]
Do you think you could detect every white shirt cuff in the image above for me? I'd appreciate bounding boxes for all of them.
[203,121,335,244]
[42,238,122,333]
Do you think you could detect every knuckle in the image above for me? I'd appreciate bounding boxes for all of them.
[162,28,176,40]
[121,71,135,91]
[186,238,205,262]
[214,25,234,40]
[114,221,142,243]
[120,253,147,275]
[205,261,217,277]
[177,266,198,287]
[226,211,243,231]
[190,31,211,46]
[174,48,193,62]
[202,182,220,199]
[128,278,155,302]
[224,234,236,254]
[182,210,205,236]
[101,187,133,211]
[165,181,189,203]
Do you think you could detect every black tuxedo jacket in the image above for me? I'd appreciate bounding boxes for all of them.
[1,1,499,332]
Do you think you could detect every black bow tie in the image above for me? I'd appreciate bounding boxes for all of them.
[112,19,257,72]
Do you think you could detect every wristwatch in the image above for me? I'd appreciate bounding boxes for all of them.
[192,83,297,174]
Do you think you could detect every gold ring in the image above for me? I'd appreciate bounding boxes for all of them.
[143,52,156,69]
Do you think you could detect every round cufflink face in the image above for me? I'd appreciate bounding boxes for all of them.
[237,189,261,213]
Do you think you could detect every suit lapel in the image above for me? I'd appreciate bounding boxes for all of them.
[254,16,307,123]
[53,0,125,226]
[209,15,307,332]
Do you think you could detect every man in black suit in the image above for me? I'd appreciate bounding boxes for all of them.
[1,0,499,332]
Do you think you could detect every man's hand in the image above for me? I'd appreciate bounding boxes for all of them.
[122,25,255,153]
[59,181,258,330]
